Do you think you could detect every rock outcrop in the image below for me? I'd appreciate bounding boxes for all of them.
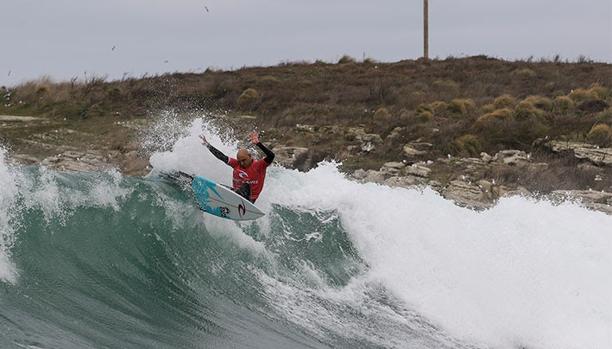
[546,141,612,166]
[41,151,113,172]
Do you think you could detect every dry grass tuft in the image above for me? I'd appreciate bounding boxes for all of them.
[588,84,609,100]
[414,104,434,122]
[514,100,545,120]
[595,108,612,123]
[448,98,476,115]
[512,68,536,79]
[432,79,460,96]
[259,75,281,85]
[429,101,449,115]
[523,95,553,111]
[373,107,391,122]
[587,124,612,146]
[237,88,259,110]
[481,103,496,114]
[569,88,598,103]
[476,108,514,126]
[493,94,516,109]
[553,96,574,112]
[454,134,482,156]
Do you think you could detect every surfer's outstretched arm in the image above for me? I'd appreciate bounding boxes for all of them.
[256,142,275,164]
[249,131,275,164]
[200,135,230,164]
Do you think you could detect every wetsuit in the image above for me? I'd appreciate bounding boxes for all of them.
[206,143,275,203]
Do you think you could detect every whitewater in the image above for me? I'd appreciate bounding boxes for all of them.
[1,117,611,349]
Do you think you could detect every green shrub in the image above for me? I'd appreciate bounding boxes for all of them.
[523,95,553,111]
[587,124,612,146]
[429,101,449,115]
[416,103,433,114]
[514,101,545,120]
[553,96,575,112]
[493,94,516,109]
[595,108,612,123]
[237,88,259,110]
[589,84,609,100]
[338,55,356,64]
[416,110,433,123]
[448,98,476,115]
[454,134,482,156]
[415,104,434,122]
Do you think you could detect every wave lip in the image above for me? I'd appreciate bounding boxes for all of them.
[0,148,19,284]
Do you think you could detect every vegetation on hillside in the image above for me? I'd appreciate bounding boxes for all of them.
[2,56,611,158]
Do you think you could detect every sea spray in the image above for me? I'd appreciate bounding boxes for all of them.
[0,148,19,283]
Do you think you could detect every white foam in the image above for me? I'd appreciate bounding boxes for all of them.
[267,163,612,349]
[148,118,239,186]
[0,148,18,284]
[149,117,612,349]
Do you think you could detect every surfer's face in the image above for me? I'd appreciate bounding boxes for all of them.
[237,149,253,168]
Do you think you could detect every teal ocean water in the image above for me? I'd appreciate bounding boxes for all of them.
[1,119,611,349]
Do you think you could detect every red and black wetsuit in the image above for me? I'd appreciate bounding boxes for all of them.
[206,142,275,203]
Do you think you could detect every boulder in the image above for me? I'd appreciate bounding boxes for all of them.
[403,144,427,157]
[345,127,383,152]
[295,124,316,133]
[480,152,493,163]
[363,170,385,183]
[41,151,111,172]
[359,133,383,152]
[345,127,366,141]
[499,186,532,198]
[384,175,422,188]
[527,162,549,172]
[380,161,406,176]
[546,141,612,166]
[494,150,529,166]
[442,180,492,209]
[272,146,314,171]
[352,169,367,180]
[385,127,406,144]
[477,179,493,193]
[404,164,431,178]
[551,190,612,214]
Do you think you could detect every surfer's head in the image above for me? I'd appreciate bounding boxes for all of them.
[236,148,253,168]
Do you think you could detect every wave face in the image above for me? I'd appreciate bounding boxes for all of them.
[1,119,611,349]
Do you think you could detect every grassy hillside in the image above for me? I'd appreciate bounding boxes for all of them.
[2,56,611,160]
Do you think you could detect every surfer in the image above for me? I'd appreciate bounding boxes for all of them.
[199,131,275,203]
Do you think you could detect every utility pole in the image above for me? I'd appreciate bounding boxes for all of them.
[423,0,429,63]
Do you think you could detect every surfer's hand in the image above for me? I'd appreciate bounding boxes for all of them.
[199,134,208,146]
[249,131,259,144]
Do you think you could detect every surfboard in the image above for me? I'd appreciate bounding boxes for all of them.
[161,171,265,221]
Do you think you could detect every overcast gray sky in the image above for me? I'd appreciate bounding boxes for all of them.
[1,0,611,86]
